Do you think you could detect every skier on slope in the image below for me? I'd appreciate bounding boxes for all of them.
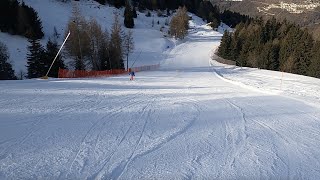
[129,70,135,81]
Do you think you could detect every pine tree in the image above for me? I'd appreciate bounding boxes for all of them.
[0,0,44,39]
[0,42,16,80]
[132,7,138,18]
[238,32,252,67]
[151,0,157,10]
[124,1,135,28]
[278,26,312,75]
[98,31,111,70]
[209,17,219,29]
[295,30,313,75]
[268,40,280,70]
[138,0,147,11]
[20,2,44,39]
[75,57,86,70]
[217,31,232,59]
[94,0,106,5]
[230,35,241,61]
[114,0,125,8]
[258,41,279,70]
[0,0,19,34]
[16,4,29,36]
[45,39,66,77]
[26,39,46,78]
[109,14,124,69]
[229,22,245,61]
[132,0,139,7]
[308,41,320,78]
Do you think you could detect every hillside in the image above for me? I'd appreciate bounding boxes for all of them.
[2,10,320,179]
[1,0,320,179]
[0,0,173,77]
[212,0,320,39]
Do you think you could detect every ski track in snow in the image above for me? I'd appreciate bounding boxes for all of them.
[65,94,140,179]
[109,100,155,180]
[0,93,95,157]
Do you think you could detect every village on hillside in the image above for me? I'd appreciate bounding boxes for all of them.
[257,0,320,14]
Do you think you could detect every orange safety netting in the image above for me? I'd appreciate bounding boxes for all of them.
[58,64,160,78]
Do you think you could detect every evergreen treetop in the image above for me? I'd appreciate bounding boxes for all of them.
[217,17,320,78]
[26,38,46,78]
[0,42,16,80]
[124,1,135,28]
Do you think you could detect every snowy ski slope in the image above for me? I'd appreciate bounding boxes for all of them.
[0,0,172,74]
[2,3,320,180]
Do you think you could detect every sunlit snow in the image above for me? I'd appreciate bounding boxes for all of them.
[1,0,320,179]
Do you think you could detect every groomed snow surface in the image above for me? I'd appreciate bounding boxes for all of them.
[2,3,320,180]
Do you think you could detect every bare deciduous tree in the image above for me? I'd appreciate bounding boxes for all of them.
[65,8,133,71]
[109,13,125,69]
[123,30,134,70]
[87,18,110,70]
[65,3,90,70]
[170,6,189,39]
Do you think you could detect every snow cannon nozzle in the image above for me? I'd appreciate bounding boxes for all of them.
[40,76,49,80]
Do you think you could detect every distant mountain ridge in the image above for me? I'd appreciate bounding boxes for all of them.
[211,0,320,39]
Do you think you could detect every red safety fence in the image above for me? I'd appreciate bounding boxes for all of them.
[58,64,160,78]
